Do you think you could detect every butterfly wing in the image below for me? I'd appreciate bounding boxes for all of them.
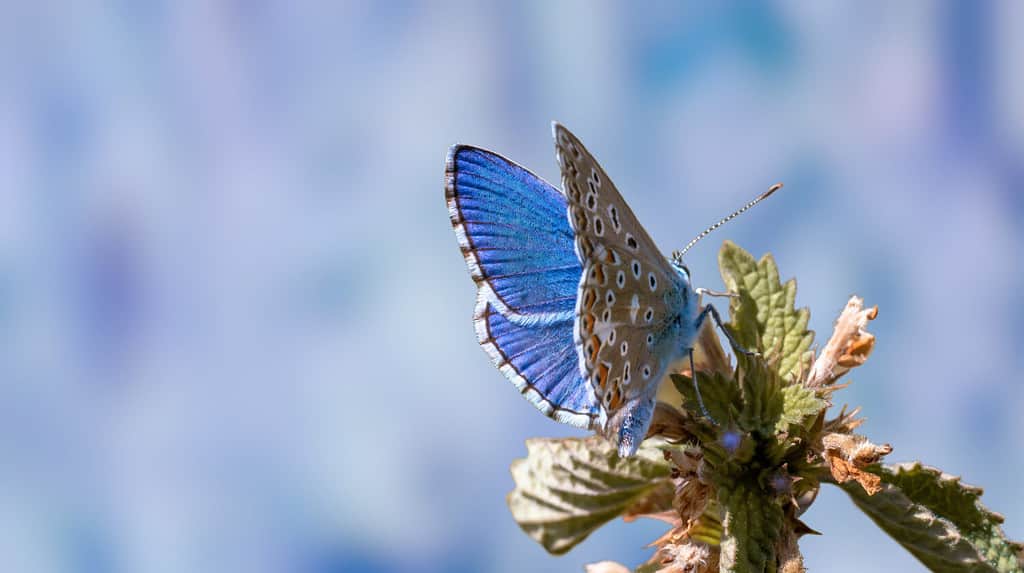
[474,296,599,427]
[553,124,696,454]
[446,145,600,428]
[446,146,579,319]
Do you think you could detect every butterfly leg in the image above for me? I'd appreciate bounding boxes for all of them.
[689,348,716,424]
[695,303,757,356]
[695,287,738,299]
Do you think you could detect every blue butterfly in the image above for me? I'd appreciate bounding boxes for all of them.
[446,123,776,457]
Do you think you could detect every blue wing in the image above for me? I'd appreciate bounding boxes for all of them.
[446,146,580,318]
[446,145,599,428]
[474,298,599,428]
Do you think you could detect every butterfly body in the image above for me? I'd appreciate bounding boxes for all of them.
[596,264,701,455]
[447,123,706,456]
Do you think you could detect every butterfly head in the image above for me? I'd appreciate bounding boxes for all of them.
[670,259,691,282]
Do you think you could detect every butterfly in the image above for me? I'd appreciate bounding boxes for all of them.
[446,123,777,457]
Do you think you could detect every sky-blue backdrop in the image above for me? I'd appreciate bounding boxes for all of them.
[1,2,1022,572]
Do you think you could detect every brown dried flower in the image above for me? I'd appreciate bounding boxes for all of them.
[807,296,878,388]
[821,432,893,495]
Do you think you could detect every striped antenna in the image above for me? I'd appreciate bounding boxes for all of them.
[672,183,783,263]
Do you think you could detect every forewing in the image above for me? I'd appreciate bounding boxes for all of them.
[552,124,685,419]
[446,145,580,319]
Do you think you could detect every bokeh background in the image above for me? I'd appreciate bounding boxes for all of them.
[2,1,1022,572]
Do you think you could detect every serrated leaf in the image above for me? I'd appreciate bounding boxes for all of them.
[719,481,784,573]
[735,354,784,436]
[835,462,1023,572]
[670,355,785,438]
[718,241,814,381]
[671,370,739,430]
[776,384,824,433]
[507,436,672,555]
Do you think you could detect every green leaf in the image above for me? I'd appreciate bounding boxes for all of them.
[836,462,1023,572]
[775,384,824,433]
[689,502,725,546]
[671,355,786,438]
[735,354,784,437]
[507,436,672,555]
[718,241,814,381]
[671,370,739,431]
[718,481,784,573]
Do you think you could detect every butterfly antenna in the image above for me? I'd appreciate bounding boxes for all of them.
[672,183,783,263]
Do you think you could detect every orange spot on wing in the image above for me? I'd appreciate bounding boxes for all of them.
[609,385,622,410]
[589,335,601,363]
[597,362,610,388]
[574,210,588,230]
[578,236,593,257]
[582,312,596,333]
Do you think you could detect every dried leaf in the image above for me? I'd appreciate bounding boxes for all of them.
[823,405,865,434]
[807,296,877,387]
[821,433,892,495]
[651,540,717,573]
[645,402,693,443]
[825,452,882,495]
[693,313,732,376]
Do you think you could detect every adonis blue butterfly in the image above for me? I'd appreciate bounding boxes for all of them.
[446,123,778,457]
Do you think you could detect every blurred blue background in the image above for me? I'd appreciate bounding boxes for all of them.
[2,1,1022,572]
